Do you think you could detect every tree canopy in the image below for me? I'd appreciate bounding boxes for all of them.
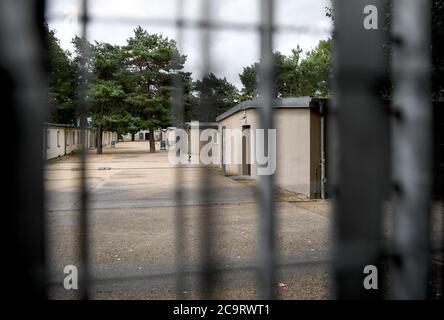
[193,73,240,122]
[70,27,189,152]
[46,24,335,154]
[45,24,76,124]
[325,0,444,100]
[239,40,331,100]
[46,1,444,143]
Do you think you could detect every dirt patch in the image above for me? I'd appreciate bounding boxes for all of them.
[232,179,312,202]
[275,187,311,202]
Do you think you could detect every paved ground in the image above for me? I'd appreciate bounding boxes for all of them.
[46,141,331,299]
[46,141,443,299]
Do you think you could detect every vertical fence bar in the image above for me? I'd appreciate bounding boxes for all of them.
[331,0,389,299]
[257,0,276,300]
[1,0,47,298]
[391,0,432,300]
[199,0,216,299]
[78,0,91,300]
[172,0,186,300]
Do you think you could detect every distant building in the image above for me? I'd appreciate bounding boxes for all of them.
[122,129,163,142]
[216,97,327,199]
[45,123,117,160]
[216,97,444,199]
[185,122,219,163]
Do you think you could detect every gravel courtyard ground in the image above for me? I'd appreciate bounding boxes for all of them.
[46,141,331,299]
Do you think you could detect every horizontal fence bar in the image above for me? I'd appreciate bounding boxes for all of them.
[45,14,331,35]
[47,258,330,287]
[46,244,444,288]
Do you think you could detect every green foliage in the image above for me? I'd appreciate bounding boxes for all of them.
[45,24,76,124]
[193,73,240,122]
[299,40,331,97]
[93,113,145,135]
[239,63,259,100]
[86,41,128,131]
[122,26,187,129]
[69,26,190,143]
[275,48,303,97]
[239,40,331,100]
[90,79,125,114]
[173,71,194,124]
[49,23,331,135]
[325,0,444,100]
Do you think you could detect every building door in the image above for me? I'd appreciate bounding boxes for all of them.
[242,125,251,176]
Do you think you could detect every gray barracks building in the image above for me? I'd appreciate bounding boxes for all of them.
[216,97,444,199]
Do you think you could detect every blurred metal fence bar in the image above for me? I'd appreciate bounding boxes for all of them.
[172,0,186,300]
[331,0,389,299]
[199,0,216,299]
[257,0,276,300]
[78,0,91,300]
[391,0,432,299]
[1,0,47,299]
[46,13,330,35]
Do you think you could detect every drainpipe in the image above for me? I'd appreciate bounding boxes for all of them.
[320,101,326,200]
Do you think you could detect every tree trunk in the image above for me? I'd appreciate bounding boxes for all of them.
[97,124,103,154]
[131,133,135,141]
[149,127,156,153]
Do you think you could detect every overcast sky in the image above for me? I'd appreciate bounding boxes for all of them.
[46,0,332,88]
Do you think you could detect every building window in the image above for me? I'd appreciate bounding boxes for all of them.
[57,131,60,147]
[72,132,75,144]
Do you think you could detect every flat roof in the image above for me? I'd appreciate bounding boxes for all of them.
[215,96,313,122]
[185,122,219,128]
[45,123,78,128]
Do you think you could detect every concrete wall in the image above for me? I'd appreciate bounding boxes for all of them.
[45,125,117,160]
[101,130,117,146]
[218,107,320,197]
[218,109,260,177]
[275,108,312,195]
[45,127,66,160]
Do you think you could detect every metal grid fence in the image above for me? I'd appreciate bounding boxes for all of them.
[2,0,442,300]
